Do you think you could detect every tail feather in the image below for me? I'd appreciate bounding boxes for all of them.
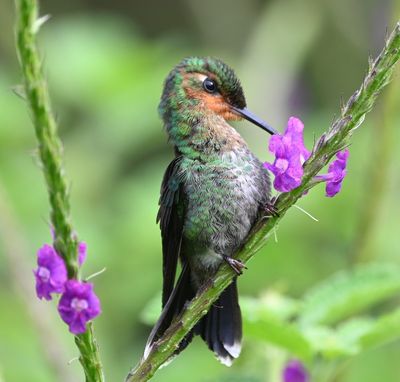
[144,264,194,359]
[218,278,242,358]
[144,269,242,366]
[199,278,242,365]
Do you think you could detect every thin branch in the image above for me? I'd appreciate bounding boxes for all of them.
[126,21,400,382]
[14,0,104,381]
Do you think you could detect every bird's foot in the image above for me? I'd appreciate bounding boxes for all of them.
[223,255,247,275]
[263,198,279,218]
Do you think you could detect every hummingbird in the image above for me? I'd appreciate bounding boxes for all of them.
[145,57,277,366]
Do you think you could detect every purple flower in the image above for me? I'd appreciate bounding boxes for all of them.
[34,244,67,300]
[315,149,349,197]
[264,117,310,192]
[78,242,87,266]
[58,280,101,334]
[283,360,309,382]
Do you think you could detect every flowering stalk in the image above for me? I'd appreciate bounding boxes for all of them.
[126,21,400,382]
[14,0,104,381]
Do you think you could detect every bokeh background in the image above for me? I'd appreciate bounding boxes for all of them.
[1,0,400,381]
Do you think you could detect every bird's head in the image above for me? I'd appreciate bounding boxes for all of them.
[159,57,276,152]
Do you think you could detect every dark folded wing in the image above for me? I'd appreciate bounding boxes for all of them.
[156,156,185,307]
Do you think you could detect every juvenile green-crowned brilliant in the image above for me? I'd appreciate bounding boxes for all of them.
[145,57,276,365]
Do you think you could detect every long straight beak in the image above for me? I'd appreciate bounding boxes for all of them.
[231,106,278,135]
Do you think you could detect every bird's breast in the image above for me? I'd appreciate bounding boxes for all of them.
[181,148,270,261]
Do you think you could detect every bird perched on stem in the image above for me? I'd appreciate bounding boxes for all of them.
[145,57,277,366]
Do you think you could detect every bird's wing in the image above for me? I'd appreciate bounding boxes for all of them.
[157,156,185,307]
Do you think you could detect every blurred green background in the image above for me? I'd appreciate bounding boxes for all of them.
[1,0,400,381]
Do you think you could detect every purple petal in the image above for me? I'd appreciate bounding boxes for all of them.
[58,280,101,334]
[326,177,345,197]
[274,172,302,193]
[285,117,310,163]
[283,360,309,382]
[269,135,285,157]
[78,242,87,266]
[275,158,290,173]
[336,149,349,161]
[34,244,67,300]
[321,149,349,197]
[69,315,88,335]
[265,117,310,193]
[34,271,53,300]
[264,161,279,177]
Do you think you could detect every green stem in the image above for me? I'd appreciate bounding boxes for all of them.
[15,0,77,276]
[126,21,400,382]
[14,0,105,381]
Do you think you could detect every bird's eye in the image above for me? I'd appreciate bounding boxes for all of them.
[203,78,217,93]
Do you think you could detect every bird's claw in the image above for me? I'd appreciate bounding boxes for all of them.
[263,198,279,217]
[223,256,247,275]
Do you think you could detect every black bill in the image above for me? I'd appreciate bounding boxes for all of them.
[232,106,278,135]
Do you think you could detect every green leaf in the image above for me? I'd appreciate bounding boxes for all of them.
[304,317,375,360]
[309,309,400,359]
[242,297,313,360]
[302,325,355,359]
[359,307,400,350]
[299,263,400,326]
[335,317,374,355]
[242,292,302,320]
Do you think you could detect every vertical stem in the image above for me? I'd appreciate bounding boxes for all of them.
[14,0,105,381]
[14,0,77,276]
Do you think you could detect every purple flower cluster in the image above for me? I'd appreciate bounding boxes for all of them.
[283,360,309,382]
[264,117,310,192]
[316,149,349,197]
[33,240,101,334]
[264,117,349,196]
[34,244,67,300]
[58,280,101,334]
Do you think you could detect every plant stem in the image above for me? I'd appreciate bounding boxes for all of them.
[126,21,400,382]
[15,0,77,277]
[14,0,105,381]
